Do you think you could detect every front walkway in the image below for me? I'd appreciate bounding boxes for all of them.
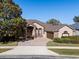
[18,37,51,46]
[0,46,59,56]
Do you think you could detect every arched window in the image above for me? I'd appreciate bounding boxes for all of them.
[62,31,69,36]
[63,31,68,34]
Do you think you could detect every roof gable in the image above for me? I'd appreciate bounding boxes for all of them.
[59,26,74,31]
[45,24,74,32]
[27,19,46,27]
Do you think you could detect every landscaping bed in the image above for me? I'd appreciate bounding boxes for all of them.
[47,36,79,46]
[49,49,79,55]
[0,42,18,46]
[54,36,79,44]
[0,48,11,53]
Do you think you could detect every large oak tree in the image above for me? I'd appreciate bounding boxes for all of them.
[0,0,26,42]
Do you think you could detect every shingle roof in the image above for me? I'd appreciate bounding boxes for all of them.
[27,20,74,32]
[45,24,64,32]
[27,19,46,27]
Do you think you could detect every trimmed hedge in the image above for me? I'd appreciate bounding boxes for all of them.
[62,36,79,40]
[54,36,79,44]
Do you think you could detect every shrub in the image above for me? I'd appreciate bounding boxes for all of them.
[62,36,79,40]
[54,38,71,43]
[54,38,61,43]
[54,36,79,44]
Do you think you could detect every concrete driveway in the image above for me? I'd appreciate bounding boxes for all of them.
[0,37,59,56]
[0,46,59,56]
[18,37,51,46]
[1,37,79,56]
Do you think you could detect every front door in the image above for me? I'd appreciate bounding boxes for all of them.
[27,26,34,38]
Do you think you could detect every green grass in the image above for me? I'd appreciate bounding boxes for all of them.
[0,48,11,53]
[0,42,18,46]
[47,41,79,47]
[49,49,79,55]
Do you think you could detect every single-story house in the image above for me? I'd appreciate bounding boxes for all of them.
[26,20,74,39]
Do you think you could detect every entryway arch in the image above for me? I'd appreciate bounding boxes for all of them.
[26,25,34,39]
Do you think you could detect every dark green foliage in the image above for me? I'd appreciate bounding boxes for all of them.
[0,0,26,42]
[54,38,71,43]
[73,16,79,22]
[0,0,22,20]
[61,36,79,40]
[47,18,61,25]
[54,36,79,44]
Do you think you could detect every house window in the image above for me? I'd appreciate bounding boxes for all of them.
[62,31,69,36]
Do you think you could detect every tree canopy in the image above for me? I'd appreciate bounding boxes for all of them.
[47,18,61,25]
[73,16,79,22]
[0,0,26,42]
[0,0,22,20]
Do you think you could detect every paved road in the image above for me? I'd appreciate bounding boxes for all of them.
[18,37,51,46]
[0,55,79,59]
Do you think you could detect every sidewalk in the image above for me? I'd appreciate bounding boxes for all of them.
[0,46,16,48]
[0,46,79,49]
[0,46,79,56]
[47,46,79,49]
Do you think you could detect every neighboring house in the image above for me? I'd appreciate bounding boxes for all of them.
[27,20,74,39]
[71,22,79,36]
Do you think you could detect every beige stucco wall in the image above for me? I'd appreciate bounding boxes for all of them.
[32,23,47,37]
[74,30,79,36]
[43,31,47,38]
[58,26,74,38]
[54,32,58,38]
[32,27,36,37]
[32,23,74,38]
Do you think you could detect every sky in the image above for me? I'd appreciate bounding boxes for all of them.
[13,0,79,24]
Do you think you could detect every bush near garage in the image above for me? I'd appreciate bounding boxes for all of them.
[53,36,79,44]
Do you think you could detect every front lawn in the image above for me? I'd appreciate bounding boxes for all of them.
[47,41,79,47]
[0,48,11,53]
[49,49,79,55]
[0,42,18,46]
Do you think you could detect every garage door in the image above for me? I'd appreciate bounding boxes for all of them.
[47,32,54,39]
